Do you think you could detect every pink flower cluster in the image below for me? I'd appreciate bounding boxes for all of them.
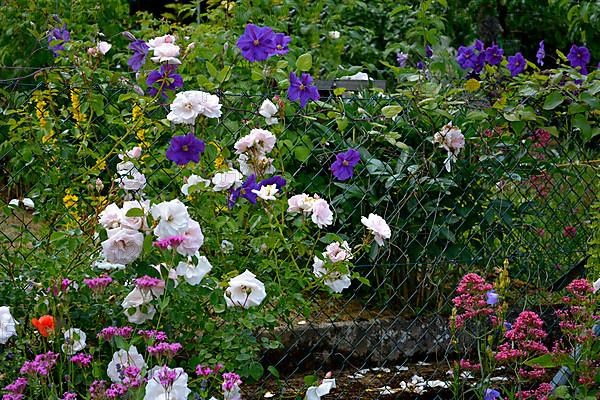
[514,383,552,400]
[19,351,59,376]
[98,326,134,341]
[83,275,113,294]
[451,273,496,328]
[70,353,93,367]
[3,378,27,400]
[152,235,185,250]
[532,128,551,148]
[147,341,182,358]
[196,363,223,376]
[134,276,164,290]
[138,329,168,342]
[527,172,553,198]
[222,372,242,392]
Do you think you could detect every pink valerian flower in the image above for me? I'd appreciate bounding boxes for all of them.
[222,372,242,400]
[515,383,552,400]
[565,278,594,298]
[195,365,214,376]
[20,351,59,376]
[459,359,481,371]
[518,367,546,380]
[98,326,134,341]
[153,235,186,250]
[563,225,577,238]
[89,380,108,400]
[3,378,28,394]
[147,342,182,359]
[83,275,113,294]
[122,366,143,388]
[532,128,551,148]
[105,383,129,399]
[527,172,553,198]
[134,276,165,291]
[70,353,93,367]
[138,329,168,342]
[60,392,77,400]
[451,273,495,329]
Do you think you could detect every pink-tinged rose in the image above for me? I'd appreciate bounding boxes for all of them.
[325,241,352,263]
[99,203,122,229]
[224,270,266,308]
[177,219,204,256]
[287,193,313,214]
[361,213,391,245]
[150,43,181,64]
[311,198,333,228]
[101,228,144,265]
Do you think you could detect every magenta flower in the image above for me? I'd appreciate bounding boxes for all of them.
[507,52,526,76]
[127,40,149,72]
[567,44,590,74]
[166,134,205,165]
[331,148,361,181]
[563,225,577,238]
[236,24,277,62]
[288,72,320,108]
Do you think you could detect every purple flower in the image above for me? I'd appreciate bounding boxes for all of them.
[48,24,70,57]
[484,388,501,400]
[425,45,433,58]
[485,44,504,65]
[166,134,205,165]
[236,24,277,62]
[416,60,424,70]
[507,52,526,76]
[536,40,545,66]
[127,40,149,72]
[567,44,590,75]
[228,174,260,208]
[486,290,499,306]
[273,33,291,55]
[456,46,477,70]
[259,175,287,189]
[396,52,408,67]
[146,64,184,98]
[331,148,361,181]
[504,321,512,331]
[288,72,320,108]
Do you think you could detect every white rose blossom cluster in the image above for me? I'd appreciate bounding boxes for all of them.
[167,90,222,125]
[433,122,465,172]
[148,34,181,64]
[313,241,353,293]
[116,160,147,192]
[234,128,277,177]
[212,168,244,191]
[287,193,334,229]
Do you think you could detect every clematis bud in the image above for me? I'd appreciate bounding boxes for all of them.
[122,31,136,42]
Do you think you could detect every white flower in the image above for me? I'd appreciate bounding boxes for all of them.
[151,199,190,239]
[101,228,144,265]
[305,378,336,400]
[96,41,112,55]
[287,193,315,214]
[313,257,351,293]
[252,184,278,201]
[119,146,142,160]
[150,42,181,64]
[167,91,222,125]
[212,169,243,191]
[434,122,465,172]
[116,162,147,191]
[107,346,147,382]
[328,31,341,40]
[224,270,267,309]
[99,203,122,229]
[121,287,153,308]
[144,366,191,400]
[181,174,210,195]
[176,255,212,285]
[325,241,352,263]
[176,219,204,256]
[22,198,35,209]
[125,305,156,324]
[238,153,274,177]
[120,200,150,231]
[593,277,600,293]
[94,259,126,271]
[340,72,370,80]
[361,213,391,246]
[147,34,176,49]
[311,198,333,228]
[259,99,278,125]
[61,328,86,355]
[8,199,20,207]
[0,306,18,344]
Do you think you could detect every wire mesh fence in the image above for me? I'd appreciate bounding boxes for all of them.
[1,80,597,399]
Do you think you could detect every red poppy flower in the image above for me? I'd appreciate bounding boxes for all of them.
[31,315,55,337]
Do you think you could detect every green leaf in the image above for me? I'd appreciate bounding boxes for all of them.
[248,361,264,380]
[525,353,574,369]
[381,105,403,118]
[542,92,564,110]
[296,53,312,72]
[206,61,218,79]
[303,374,318,386]
[125,207,144,217]
[267,365,280,379]
[294,146,311,162]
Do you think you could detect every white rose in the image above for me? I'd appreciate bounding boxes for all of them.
[116,162,147,192]
[107,346,146,382]
[120,200,150,231]
[224,270,267,308]
[125,305,156,325]
[151,199,190,239]
[328,31,340,39]
[147,34,176,49]
[101,228,144,265]
[325,241,352,263]
[121,287,152,308]
[0,306,18,344]
[176,219,204,256]
[96,41,112,55]
[167,91,222,125]
[144,367,191,400]
[181,174,210,196]
[259,99,278,125]
[176,255,212,286]
[94,259,126,271]
[22,198,35,209]
[305,378,336,400]
[98,203,122,229]
[361,213,391,246]
[311,198,333,228]
[212,169,243,191]
[150,42,181,64]
[313,257,351,293]
[61,328,86,355]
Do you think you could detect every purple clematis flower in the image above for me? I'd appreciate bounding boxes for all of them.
[48,24,70,57]
[485,44,504,65]
[536,40,545,66]
[228,174,260,208]
[425,45,433,58]
[456,46,477,70]
[146,64,184,98]
[484,388,501,400]
[486,290,499,306]
[259,175,287,189]
[507,52,526,76]
[236,24,277,62]
[128,40,149,72]
[288,72,320,108]
[331,148,361,181]
[166,134,205,165]
[396,52,408,67]
[273,33,291,56]
[567,44,590,75]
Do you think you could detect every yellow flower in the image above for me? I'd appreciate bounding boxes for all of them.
[214,155,225,169]
[63,194,79,209]
[95,159,107,171]
[465,78,481,92]
[70,89,86,124]
[132,104,143,121]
